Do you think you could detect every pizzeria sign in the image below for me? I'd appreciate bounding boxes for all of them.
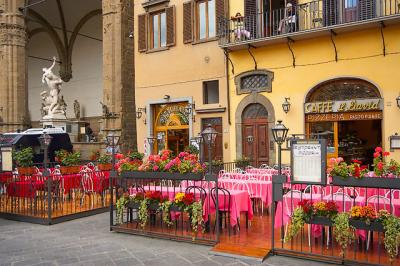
[304,98,383,114]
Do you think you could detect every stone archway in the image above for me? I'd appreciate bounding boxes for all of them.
[235,92,276,166]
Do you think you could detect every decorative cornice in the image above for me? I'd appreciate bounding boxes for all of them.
[0,23,27,46]
[195,107,226,114]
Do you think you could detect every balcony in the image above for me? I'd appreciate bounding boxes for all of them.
[218,0,400,50]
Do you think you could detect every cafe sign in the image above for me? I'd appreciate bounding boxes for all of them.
[304,98,383,114]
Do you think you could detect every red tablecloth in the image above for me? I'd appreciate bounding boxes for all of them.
[6,181,45,198]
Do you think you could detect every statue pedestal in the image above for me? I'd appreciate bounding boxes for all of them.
[40,118,68,131]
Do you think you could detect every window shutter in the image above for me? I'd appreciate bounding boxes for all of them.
[166,6,175,47]
[244,0,257,37]
[183,1,193,44]
[244,0,257,16]
[138,13,147,52]
[215,0,226,37]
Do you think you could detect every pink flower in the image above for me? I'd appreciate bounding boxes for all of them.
[375,147,382,153]
[337,157,344,163]
[383,151,390,156]
[115,153,124,160]
[377,162,384,170]
[373,152,380,158]
[153,165,159,171]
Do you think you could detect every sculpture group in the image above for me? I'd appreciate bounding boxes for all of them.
[40,57,67,119]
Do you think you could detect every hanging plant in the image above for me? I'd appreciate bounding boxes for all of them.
[285,207,306,242]
[159,200,173,226]
[333,213,355,256]
[116,194,130,224]
[186,201,204,240]
[378,210,400,262]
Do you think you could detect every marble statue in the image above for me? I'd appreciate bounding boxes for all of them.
[40,57,66,119]
[73,100,80,119]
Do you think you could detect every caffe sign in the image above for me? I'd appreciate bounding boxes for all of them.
[304,98,383,114]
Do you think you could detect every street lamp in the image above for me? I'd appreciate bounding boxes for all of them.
[201,124,219,240]
[147,135,156,155]
[38,132,52,221]
[271,120,289,247]
[105,130,120,228]
[282,97,291,114]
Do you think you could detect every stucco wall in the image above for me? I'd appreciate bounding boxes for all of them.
[227,25,400,164]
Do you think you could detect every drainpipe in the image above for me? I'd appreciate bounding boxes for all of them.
[225,48,231,126]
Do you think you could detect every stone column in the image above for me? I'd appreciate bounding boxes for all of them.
[0,0,28,133]
[102,0,137,152]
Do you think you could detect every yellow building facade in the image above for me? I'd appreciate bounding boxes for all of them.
[220,0,400,165]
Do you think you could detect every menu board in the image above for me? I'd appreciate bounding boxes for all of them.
[291,139,327,185]
[1,147,13,172]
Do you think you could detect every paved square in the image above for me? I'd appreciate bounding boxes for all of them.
[0,213,331,266]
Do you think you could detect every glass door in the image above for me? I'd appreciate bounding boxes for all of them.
[307,121,338,160]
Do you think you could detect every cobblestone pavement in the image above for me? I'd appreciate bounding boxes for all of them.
[0,213,331,266]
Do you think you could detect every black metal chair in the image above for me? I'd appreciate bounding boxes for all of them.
[185,186,207,203]
[210,187,231,236]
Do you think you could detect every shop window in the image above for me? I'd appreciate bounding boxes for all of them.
[203,80,219,104]
[234,70,274,95]
[197,0,216,40]
[151,12,167,49]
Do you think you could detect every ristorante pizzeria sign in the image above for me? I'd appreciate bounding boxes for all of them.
[304,98,383,114]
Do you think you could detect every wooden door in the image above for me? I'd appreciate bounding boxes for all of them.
[242,121,269,166]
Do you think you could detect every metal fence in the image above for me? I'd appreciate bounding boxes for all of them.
[111,172,220,245]
[0,170,112,224]
[272,175,400,265]
[219,0,400,45]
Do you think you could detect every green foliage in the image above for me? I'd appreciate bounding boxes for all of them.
[159,201,173,226]
[333,213,355,256]
[234,156,251,168]
[116,195,129,224]
[284,207,306,242]
[378,210,400,262]
[97,154,111,164]
[184,145,199,155]
[138,198,149,228]
[128,151,144,161]
[13,147,34,167]
[55,150,81,166]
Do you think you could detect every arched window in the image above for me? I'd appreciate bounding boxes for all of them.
[235,70,274,95]
[306,78,381,102]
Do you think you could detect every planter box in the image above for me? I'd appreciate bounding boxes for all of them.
[127,201,140,209]
[17,167,35,176]
[349,219,384,232]
[60,166,81,175]
[307,216,333,226]
[170,205,184,212]
[120,171,204,181]
[148,203,160,211]
[97,164,112,171]
[332,176,400,189]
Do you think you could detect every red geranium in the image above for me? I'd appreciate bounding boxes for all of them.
[298,199,312,214]
[182,193,195,205]
[375,147,383,153]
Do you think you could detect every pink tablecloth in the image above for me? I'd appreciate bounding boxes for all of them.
[218,179,272,206]
[203,189,253,227]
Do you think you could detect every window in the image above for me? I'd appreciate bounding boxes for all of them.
[151,12,167,49]
[234,70,274,95]
[203,80,219,104]
[197,0,216,40]
[345,0,357,8]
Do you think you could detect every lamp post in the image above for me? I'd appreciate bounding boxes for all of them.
[38,132,52,222]
[271,120,289,250]
[193,133,204,162]
[147,135,156,155]
[106,131,120,229]
[201,124,218,240]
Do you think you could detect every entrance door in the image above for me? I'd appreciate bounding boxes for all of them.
[241,103,269,166]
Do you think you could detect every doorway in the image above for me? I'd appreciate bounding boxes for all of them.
[241,103,269,166]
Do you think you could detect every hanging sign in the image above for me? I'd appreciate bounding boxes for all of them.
[304,98,383,114]
[291,139,327,185]
[1,147,13,172]
[306,111,382,122]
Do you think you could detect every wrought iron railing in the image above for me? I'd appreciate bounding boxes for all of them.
[218,0,400,45]
[111,171,219,245]
[0,170,112,224]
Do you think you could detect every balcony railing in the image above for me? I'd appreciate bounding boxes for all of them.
[218,0,400,46]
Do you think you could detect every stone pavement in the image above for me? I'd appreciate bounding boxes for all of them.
[0,213,332,266]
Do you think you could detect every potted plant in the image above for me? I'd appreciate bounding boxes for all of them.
[97,154,112,171]
[13,147,35,175]
[234,156,251,169]
[55,150,81,174]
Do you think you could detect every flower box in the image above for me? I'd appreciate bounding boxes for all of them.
[349,219,384,232]
[17,167,35,176]
[148,202,160,211]
[127,201,140,209]
[332,176,400,189]
[98,163,112,171]
[307,216,333,226]
[120,171,204,181]
[170,205,184,212]
[60,166,81,175]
